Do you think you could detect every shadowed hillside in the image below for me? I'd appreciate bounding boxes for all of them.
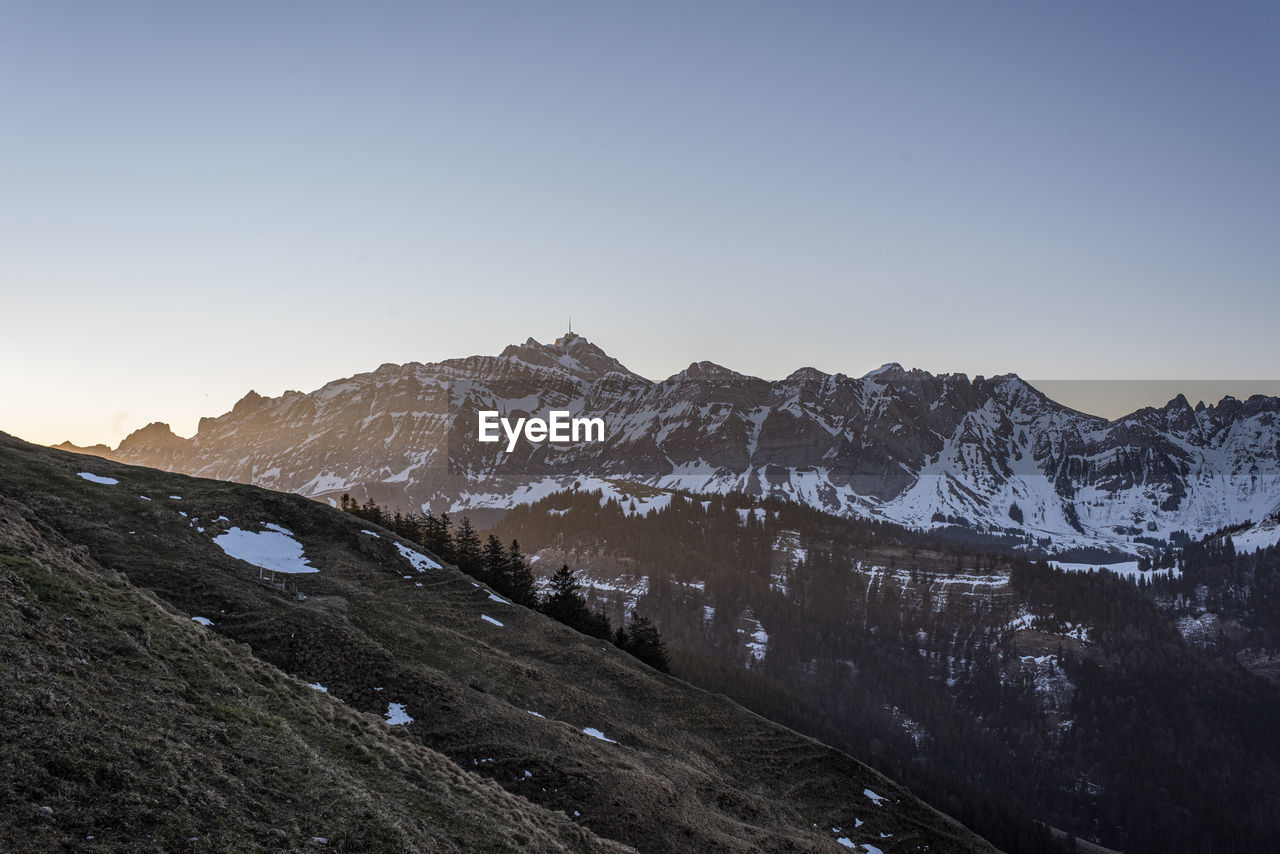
[0,432,996,853]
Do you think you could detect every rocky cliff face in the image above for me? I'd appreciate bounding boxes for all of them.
[94,333,1280,553]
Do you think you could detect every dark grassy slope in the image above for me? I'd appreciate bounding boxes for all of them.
[0,495,627,853]
[0,433,998,854]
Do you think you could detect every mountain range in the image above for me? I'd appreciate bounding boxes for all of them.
[63,333,1280,557]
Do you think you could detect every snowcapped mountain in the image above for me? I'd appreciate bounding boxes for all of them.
[88,333,1280,554]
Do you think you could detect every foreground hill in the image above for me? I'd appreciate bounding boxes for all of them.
[68,333,1280,554]
[0,495,622,853]
[0,432,996,853]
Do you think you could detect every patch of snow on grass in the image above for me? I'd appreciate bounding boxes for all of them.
[213,526,317,574]
[77,472,118,485]
[488,591,510,604]
[190,617,214,626]
[360,529,380,537]
[481,614,503,627]
[395,542,441,571]
[582,727,617,744]
[527,710,545,718]
[308,683,328,692]
[863,788,886,805]
[384,702,413,725]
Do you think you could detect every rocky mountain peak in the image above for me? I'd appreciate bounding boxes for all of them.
[865,362,906,379]
[782,366,833,386]
[499,333,643,384]
[231,390,267,416]
[984,373,1060,412]
[117,421,184,452]
[676,360,752,382]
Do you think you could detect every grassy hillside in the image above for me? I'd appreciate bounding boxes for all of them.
[0,494,626,852]
[0,433,996,853]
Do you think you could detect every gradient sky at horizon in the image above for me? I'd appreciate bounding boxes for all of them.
[3,2,1278,446]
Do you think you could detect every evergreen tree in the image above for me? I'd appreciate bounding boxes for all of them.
[505,539,539,607]
[434,512,455,563]
[618,613,670,673]
[584,609,614,641]
[542,564,592,630]
[420,512,440,550]
[453,517,483,577]
[420,512,454,562]
[482,534,508,590]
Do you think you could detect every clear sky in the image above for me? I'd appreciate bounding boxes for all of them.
[3,1,1278,446]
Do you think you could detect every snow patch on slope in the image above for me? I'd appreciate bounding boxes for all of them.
[213,525,317,574]
[395,542,442,571]
[1232,519,1280,553]
[384,702,413,725]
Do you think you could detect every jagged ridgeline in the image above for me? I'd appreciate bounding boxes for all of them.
[63,333,1280,555]
[0,433,997,853]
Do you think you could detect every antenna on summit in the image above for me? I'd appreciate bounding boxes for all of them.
[568,315,573,335]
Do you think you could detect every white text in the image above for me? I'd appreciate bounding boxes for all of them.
[477,410,605,452]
